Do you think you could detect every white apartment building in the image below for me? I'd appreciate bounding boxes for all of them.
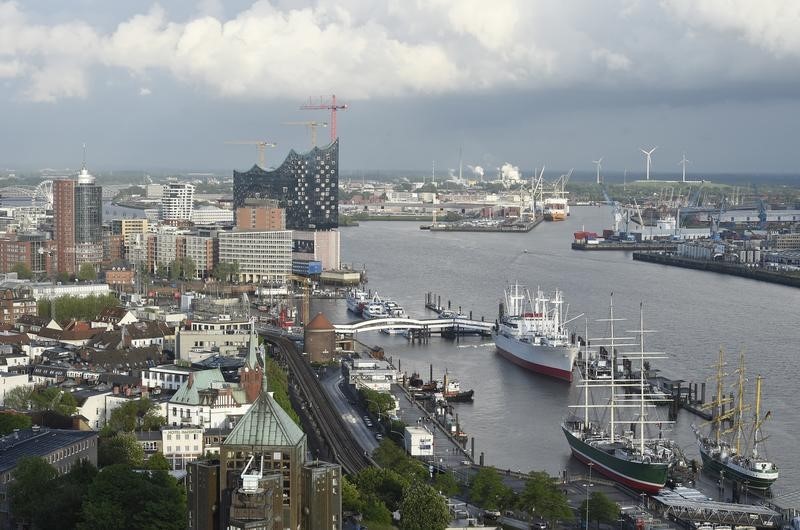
[160,183,195,222]
[184,234,215,278]
[141,364,200,392]
[0,372,32,406]
[217,230,292,284]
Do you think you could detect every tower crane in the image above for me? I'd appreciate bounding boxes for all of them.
[224,140,277,168]
[282,121,328,148]
[300,94,348,141]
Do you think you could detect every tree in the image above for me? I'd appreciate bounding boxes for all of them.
[354,467,408,512]
[107,399,165,433]
[519,472,574,526]
[0,411,32,434]
[33,459,98,530]
[371,438,427,481]
[342,476,363,513]
[56,271,72,283]
[156,264,169,279]
[433,471,460,497]
[146,452,171,471]
[37,293,120,321]
[361,494,393,527]
[30,387,77,416]
[11,262,32,279]
[469,467,513,510]
[78,465,186,530]
[98,432,145,468]
[78,263,97,281]
[9,457,58,525]
[580,491,619,529]
[3,386,34,411]
[399,479,451,530]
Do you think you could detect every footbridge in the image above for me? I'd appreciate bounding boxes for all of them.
[333,316,495,336]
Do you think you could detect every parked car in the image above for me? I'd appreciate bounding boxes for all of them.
[483,510,501,521]
[375,433,383,441]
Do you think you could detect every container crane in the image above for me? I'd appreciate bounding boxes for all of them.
[300,94,348,141]
[282,121,328,148]
[224,140,277,168]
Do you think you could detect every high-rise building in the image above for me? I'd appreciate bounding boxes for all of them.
[233,141,339,230]
[160,183,195,223]
[301,461,342,530]
[53,179,76,275]
[74,167,103,268]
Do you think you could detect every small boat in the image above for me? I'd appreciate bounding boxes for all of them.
[441,373,474,403]
[380,328,408,335]
[346,288,369,315]
[362,293,389,319]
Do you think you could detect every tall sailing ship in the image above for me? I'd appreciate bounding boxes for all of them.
[693,349,779,490]
[494,283,580,382]
[562,298,683,493]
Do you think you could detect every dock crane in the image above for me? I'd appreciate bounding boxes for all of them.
[300,94,348,141]
[282,121,328,148]
[708,198,727,241]
[224,140,277,168]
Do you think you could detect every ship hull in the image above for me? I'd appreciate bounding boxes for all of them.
[698,444,778,490]
[346,298,363,315]
[544,211,567,221]
[562,426,668,494]
[495,334,576,382]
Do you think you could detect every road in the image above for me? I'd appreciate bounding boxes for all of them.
[318,369,379,454]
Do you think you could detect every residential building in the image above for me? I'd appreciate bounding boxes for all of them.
[0,286,37,326]
[28,281,111,301]
[217,230,292,284]
[160,183,195,222]
[233,140,339,230]
[154,228,187,270]
[141,364,201,392]
[104,267,135,290]
[110,218,148,237]
[0,372,32,406]
[0,428,98,525]
[184,234,215,278]
[175,329,250,363]
[0,233,54,276]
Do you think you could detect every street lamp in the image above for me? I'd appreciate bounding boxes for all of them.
[583,481,594,530]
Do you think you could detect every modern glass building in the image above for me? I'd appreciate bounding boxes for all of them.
[74,167,103,267]
[233,140,339,230]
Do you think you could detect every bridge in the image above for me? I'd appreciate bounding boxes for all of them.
[333,316,495,335]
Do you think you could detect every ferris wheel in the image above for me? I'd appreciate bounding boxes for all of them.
[32,180,53,210]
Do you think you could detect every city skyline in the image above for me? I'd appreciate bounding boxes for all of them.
[1,1,800,174]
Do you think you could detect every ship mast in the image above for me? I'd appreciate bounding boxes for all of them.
[638,302,646,456]
[584,318,590,430]
[609,294,616,443]
[752,374,768,459]
[732,353,748,456]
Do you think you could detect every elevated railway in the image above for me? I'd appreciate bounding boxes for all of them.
[259,328,371,475]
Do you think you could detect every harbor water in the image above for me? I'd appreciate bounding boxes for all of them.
[313,206,798,492]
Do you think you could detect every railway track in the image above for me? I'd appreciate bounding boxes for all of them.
[260,329,371,475]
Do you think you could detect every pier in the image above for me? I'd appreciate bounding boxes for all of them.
[572,241,679,251]
[633,251,800,288]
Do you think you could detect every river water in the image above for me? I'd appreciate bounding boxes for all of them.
[313,206,798,492]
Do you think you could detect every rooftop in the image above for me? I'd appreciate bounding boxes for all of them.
[0,427,97,473]
[223,387,305,448]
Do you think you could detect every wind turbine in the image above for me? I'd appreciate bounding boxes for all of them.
[592,157,603,184]
[640,146,657,181]
[678,153,690,183]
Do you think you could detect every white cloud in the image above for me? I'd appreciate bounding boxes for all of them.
[662,0,800,58]
[139,87,152,96]
[591,48,632,72]
[0,1,798,102]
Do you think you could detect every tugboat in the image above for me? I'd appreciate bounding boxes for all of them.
[693,349,779,490]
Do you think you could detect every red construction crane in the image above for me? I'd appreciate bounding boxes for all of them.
[299,94,348,142]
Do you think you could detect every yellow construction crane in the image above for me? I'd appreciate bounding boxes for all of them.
[282,121,328,148]
[224,140,277,168]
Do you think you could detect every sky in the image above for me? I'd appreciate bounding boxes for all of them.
[1,0,800,177]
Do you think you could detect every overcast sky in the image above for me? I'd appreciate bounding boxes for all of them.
[2,0,800,177]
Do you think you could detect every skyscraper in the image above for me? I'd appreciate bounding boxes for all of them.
[233,140,339,230]
[53,179,76,275]
[74,166,103,269]
[53,166,103,275]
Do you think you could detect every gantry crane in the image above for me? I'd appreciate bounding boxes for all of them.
[224,140,277,168]
[300,94,348,141]
[282,121,328,148]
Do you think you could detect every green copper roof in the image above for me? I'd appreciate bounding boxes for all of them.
[170,368,225,405]
[223,391,305,448]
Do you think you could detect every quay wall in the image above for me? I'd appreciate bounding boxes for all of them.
[632,252,800,288]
